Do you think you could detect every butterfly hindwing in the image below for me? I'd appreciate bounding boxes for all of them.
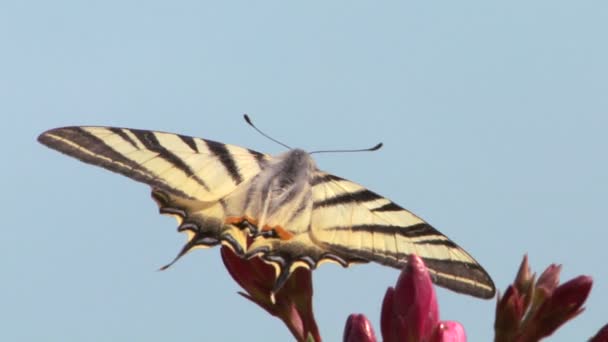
[309,171,496,299]
[151,189,248,269]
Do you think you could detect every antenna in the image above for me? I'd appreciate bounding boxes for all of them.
[310,142,383,154]
[243,114,291,150]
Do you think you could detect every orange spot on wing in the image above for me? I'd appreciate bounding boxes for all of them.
[225,216,258,225]
[224,216,294,240]
[270,226,294,240]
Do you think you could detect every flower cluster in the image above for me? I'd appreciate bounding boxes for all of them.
[219,246,606,342]
[344,254,466,342]
[494,255,594,341]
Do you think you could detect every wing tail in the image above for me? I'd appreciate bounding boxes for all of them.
[152,190,248,268]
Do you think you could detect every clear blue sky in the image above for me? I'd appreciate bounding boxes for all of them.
[2,1,606,341]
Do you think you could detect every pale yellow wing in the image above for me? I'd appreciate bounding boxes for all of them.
[38,126,269,201]
[309,172,495,299]
[38,126,271,268]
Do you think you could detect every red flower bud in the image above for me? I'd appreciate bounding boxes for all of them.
[520,275,592,340]
[590,323,608,342]
[343,314,377,342]
[381,254,441,342]
[494,285,524,342]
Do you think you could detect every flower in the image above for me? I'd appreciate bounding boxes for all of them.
[343,314,377,342]
[380,254,466,342]
[220,245,320,342]
[494,255,593,341]
[520,275,592,340]
[494,285,524,341]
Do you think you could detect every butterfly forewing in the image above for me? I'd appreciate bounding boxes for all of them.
[309,171,495,298]
[38,126,268,201]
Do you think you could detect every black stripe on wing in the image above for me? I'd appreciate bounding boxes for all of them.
[413,238,458,248]
[371,202,403,212]
[38,127,192,199]
[109,127,139,149]
[311,173,344,186]
[204,140,243,183]
[313,189,383,209]
[325,223,441,239]
[178,134,199,152]
[129,129,210,191]
[249,149,266,167]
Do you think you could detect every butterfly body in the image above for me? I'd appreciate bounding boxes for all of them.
[225,148,315,236]
[38,126,496,298]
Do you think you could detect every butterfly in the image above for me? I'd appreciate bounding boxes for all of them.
[38,121,495,299]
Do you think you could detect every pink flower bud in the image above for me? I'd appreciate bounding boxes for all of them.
[536,264,562,298]
[343,314,377,342]
[380,287,399,342]
[432,321,467,342]
[381,254,440,342]
[513,255,535,309]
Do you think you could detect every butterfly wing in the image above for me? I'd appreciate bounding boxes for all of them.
[38,126,268,201]
[309,171,495,299]
[38,126,270,264]
[39,127,495,298]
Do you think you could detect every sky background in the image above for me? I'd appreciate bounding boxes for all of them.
[2,1,607,341]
